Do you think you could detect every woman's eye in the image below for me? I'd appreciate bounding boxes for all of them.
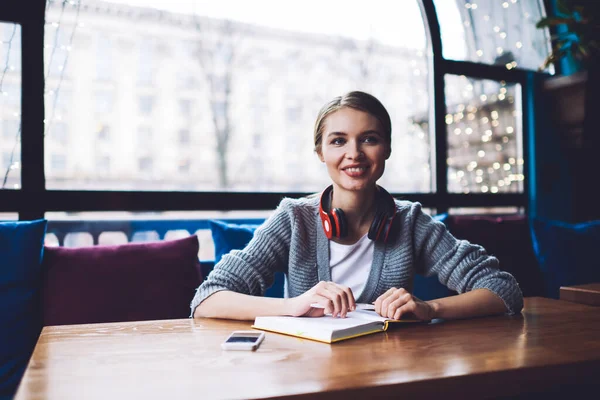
[363,136,379,144]
[331,138,345,145]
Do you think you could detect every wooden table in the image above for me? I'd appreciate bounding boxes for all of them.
[14,297,600,400]
[560,283,600,306]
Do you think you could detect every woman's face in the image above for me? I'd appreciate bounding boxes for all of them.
[318,107,390,194]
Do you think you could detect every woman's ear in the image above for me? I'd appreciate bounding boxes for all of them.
[316,148,324,162]
[385,147,392,160]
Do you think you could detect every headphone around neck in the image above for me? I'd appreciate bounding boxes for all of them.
[318,185,398,243]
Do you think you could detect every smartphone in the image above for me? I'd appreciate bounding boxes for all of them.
[221,331,265,351]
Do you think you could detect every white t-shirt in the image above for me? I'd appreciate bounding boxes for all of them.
[329,234,374,299]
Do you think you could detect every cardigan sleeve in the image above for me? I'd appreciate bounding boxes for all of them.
[410,203,523,315]
[189,199,295,317]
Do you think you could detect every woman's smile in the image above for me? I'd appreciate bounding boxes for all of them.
[342,164,369,177]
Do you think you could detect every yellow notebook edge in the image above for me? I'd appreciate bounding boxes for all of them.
[251,317,427,344]
[251,324,387,344]
[330,327,385,343]
[251,324,333,344]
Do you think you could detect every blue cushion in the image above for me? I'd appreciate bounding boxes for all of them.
[531,218,600,299]
[209,220,285,298]
[413,213,453,301]
[0,219,47,398]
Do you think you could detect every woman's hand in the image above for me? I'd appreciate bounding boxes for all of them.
[286,281,356,318]
[374,287,435,321]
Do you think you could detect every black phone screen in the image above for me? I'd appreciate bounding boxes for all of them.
[226,336,260,343]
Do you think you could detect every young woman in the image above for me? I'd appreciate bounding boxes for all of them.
[191,91,523,321]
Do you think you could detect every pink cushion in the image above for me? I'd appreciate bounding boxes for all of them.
[42,235,201,326]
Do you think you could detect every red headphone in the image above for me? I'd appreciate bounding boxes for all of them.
[319,185,398,243]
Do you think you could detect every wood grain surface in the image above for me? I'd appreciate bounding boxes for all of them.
[14,297,600,400]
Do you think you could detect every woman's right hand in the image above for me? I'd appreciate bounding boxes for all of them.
[286,281,356,318]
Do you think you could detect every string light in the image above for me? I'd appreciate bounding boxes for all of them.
[446,78,522,194]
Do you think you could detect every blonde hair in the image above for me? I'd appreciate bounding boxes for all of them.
[313,91,392,155]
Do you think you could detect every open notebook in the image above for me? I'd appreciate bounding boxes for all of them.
[252,305,426,344]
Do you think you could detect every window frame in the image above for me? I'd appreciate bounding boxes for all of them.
[1,0,554,220]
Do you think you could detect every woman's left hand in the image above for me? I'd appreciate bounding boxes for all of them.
[374,287,435,321]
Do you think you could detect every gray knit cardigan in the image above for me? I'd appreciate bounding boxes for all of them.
[190,196,523,316]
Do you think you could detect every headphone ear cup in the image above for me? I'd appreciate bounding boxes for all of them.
[323,214,335,239]
[381,215,395,243]
[334,208,348,238]
[368,210,384,241]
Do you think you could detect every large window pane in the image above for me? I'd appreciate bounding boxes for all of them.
[44,0,432,192]
[434,0,552,72]
[445,75,524,194]
[0,23,22,190]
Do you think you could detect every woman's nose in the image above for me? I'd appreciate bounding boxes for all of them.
[346,142,364,159]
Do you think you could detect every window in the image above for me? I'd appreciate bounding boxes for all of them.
[39,0,433,192]
[44,19,71,78]
[96,155,111,174]
[137,126,152,147]
[96,34,113,81]
[179,159,191,173]
[178,129,190,145]
[179,99,192,117]
[0,22,22,191]
[2,24,21,72]
[445,76,524,194]
[1,1,552,220]
[97,124,110,141]
[2,120,20,139]
[138,156,153,173]
[49,122,69,144]
[138,38,154,85]
[2,83,21,108]
[434,0,551,72]
[95,91,114,114]
[50,154,67,172]
[138,96,154,115]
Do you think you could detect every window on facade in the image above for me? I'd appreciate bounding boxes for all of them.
[138,156,153,173]
[50,154,67,173]
[50,122,69,144]
[96,155,111,174]
[138,38,154,85]
[44,22,71,78]
[138,96,154,115]
[137,126,152,147]
[179,129,191,145]
[179,99,192,117]
[96,34,113,80]
[179,159,191,173]
[95,91,114,114]
[2,120,20,139]
[97,124,110,141]
[0,22,22,191]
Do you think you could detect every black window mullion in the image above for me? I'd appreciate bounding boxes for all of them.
[443,59,529,84]
[19,1,46,220]
[421,0,449,214]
